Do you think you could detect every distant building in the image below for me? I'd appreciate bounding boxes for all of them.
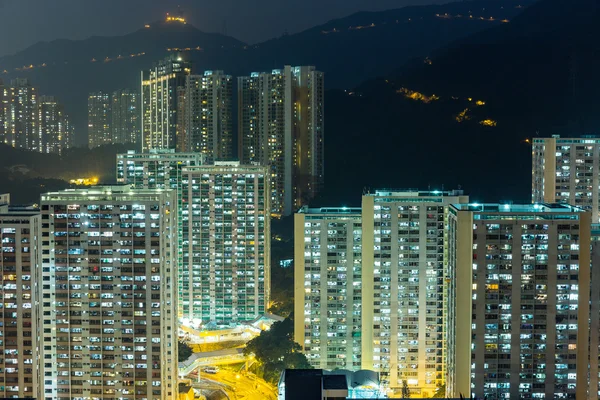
[40,186,179,400]
[87,91,111,148]
[0,201,41,398]
[294,206,363,370]
[8,78,38,151]
[177,71,233,162]
[180,162,270,324]
[0,79,8,146]
[0,79,70,154]
[238,66,324,217]
[117,149,205,310]
[447,203,591,399]
[141,55,191,151]
[111,89,139,146]
[533,135,600,222]
[116,149,204,190]
[38,95,70,154]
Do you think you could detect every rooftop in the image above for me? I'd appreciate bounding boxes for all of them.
[451,203,586,214]
[323,375,348,390]
[298,206,361,215]
[41,185,173,202]
[119,150,202,159]
[369,189,465,197]
[534,135,600,143]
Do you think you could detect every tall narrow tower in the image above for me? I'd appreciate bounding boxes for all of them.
[141,55,191,151]
[238,66,324,217]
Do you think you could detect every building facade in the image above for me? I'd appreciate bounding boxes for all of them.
[87,91,111,149]
[361,190,468,397]
[0,202,41,398]
[294,206,363,370]
[293,190,467,396]
[447,203,591,400]
[141,55,191,151]
[111,89,139,147]
[533,135,600,222]
[591,228,600,400]
[38,95,70,155]
[7,79,38,151]
[40,186,179,400]
[116,149,205,297]
[177,71,233,162]
[238,66,324,217]
[180,162,270,325]
[116,149,204,190]
[0,79,8,146]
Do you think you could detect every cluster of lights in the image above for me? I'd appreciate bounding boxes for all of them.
[165,14,186,24]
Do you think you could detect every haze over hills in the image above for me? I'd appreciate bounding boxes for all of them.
[315,0,600,207]
[0,0,533,146]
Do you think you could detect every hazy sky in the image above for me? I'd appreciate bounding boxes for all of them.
[0,0,443,57]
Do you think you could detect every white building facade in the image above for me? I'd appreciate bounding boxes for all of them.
[294,206,363,370]
[39,186,178,400]
[180,162,270,325]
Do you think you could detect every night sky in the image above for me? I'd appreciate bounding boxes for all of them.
[0,0,443,57]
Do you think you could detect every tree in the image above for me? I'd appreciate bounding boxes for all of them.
[268,216,295,317]
[431,384,447,398]
[268,262,294,317]
[401,379,410,399]
[178,340,194,362]
[244,317,311,384]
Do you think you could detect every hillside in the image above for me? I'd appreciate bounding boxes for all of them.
[0,0,533,145]
[313,0,600,207]
[394,0,600,133]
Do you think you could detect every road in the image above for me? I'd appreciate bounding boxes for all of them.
[189,368,277,400]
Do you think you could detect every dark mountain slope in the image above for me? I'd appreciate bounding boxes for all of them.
[0,0,533,145]
[315,0,600,206]
[394,0,600,133]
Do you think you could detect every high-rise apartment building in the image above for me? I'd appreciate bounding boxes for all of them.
[87,91,111,149]
[590,229,600,400]
[40,186,179,400]
[533,135,600,222]
[180,162,270,324]
[0,79,8,145]
[0,199,41,398]
[141,55,191,151]
[38,95,70,155]
[116,149,204,190]
[7,78,38,151]
[177,71,233,161]
[238,66,324,217]
[293,190,468,397]
[361,190,468,397]
[447,203,591,400]
[294,206,363,370]
[111,89,139,146]
[116,149,205,287]
[0,79,71,153]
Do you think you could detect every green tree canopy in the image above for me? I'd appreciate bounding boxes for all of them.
[178,340,194,362]
[244,317,311,383]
